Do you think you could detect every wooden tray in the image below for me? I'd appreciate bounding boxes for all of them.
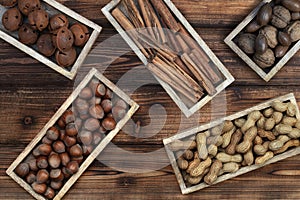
[101,0,234,118]
[0,0,102,80]
[224,0,300,82]
[6,68,139,200]
[163,93,300,194]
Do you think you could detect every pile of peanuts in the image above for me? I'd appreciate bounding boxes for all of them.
[14,78,128,199]
[171,100,300,187]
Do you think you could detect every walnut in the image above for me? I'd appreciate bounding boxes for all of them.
[253,48,275,68]
[286,20,300,42]
[259,25,278,48]
[271,6,291,29]
[237,33,256,54]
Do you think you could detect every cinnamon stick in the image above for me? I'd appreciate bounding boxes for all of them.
[123,0,145,28]
[138,0,156,39]
[176,34,190,53]
[181,53,217,96]
[150,0,180,32]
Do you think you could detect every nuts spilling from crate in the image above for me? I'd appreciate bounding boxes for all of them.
[1,0,90,68]
[111,0,224,106]
[237,0,300,69]
[14,78,128,199]
[170,100,300,186]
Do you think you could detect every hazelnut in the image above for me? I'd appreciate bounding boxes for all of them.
[49,14,69,31]
[18,0,40,16]
[104,88,113,99]
[62,167,71,179]
[37,144,52,156]
[27,157,38,171]
[75,118,83,131]
[72,156,84,165]
[84,118,100,132]
[245,20,261,33]
[18,24,38,45]
[66,122,78,137]
[253,48,275,68]
[1,0,17,7]
[89,97,101,106]
[93,132,103,145]
[70,23,89,46]
[50,181,63,190]
[79,130,93,145]
[102,117,117,131]
[282,0,300,12]
[237,33,256,54]
[114,99,127,110]
[25,172,36,184]
[60,152,70,166]
[275,45,289,57]
[55,47,77,67]
[95,83,106,97]
[271,6,291,29]
[15,163,29,177]
[69,144,83,157]
[36,169,49,184]
[112,106,126,121]
[37,34,56,57]
[50,169,64,182]
[75,98,89,115]
[44,187,55,199]
[66,161,79,175]
[89,105,104,119]
[32,182,47,194]
[42,136,52,145]
[60,130,66,141]
[101,99,113,113]
[259,25,278,48]
[63,136,77,147]
[2,7,23,31]
[36,156,48,169]
[28,8,49,31]
[79,87,93,100]
[48,153,61,168]
[52,140,66,153]
[256,3,272,26]
[46,126,60,141]
[82,145,94,156]
[61,110,75,125]
[98,126,107,134]
[286,20,300,42]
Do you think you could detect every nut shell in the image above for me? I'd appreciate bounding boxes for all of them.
[18,0,40,16]
[256,3,272,26]
[28,8,49,31]
[18,23,38,45]
[70,23,89,47]
[259,25,278,48]
[271,6,291,29]
[286,20,300,42]
[55,47,77,67]
[275,45,289,57]
[282,0,300,12]
[245,20,261,33]
[237,33,256,54]
[1,0,17,7]
[253,48,275,68]
[49,14,69,31]
[54,27,74,52]
[15,163,30,177]
[37,34,56,57]
[278,31,292,46]
[2,7,22,31]
[255,34,268,54]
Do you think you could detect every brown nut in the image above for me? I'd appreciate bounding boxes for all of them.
[256,3,272,26]
[25,172,36,184]
[52,141,66,153]
[112,106,126,121]
[2,7,23,31]
[292,12,300,20]
[36,169,49,184]
[0,0,17,7]
[49,14,69,31]
[271,6,291,29]
[61,110,75,125]
[36,156,48,169]
[18,0,40,16]
[245,20,261,33]
[237,33,256,54]
[70,23,89,47]
[101,99,112,113]
[282,0,300,12]
[15,163,30,177]
[37,34,56,57]
[278,31,292,46]
[66,161,79,175]
[69,144,83,157]
[53,27,74,52]
[253,48,275,68]
[79,130,93,146]
[84,118,100,132]
[89,105,105,119]
[255,34,268,54]
[50,181,63,190]
[46,126,60,141]
[286,21,300,42]
[102,117,117,131]
[32,182,47,194]
[79,87,93,100]
[48,153,61,168]
[37,144,52,156]
[18,23,38,45]
[50,169,64,182]
[28,8,49,31]
[63,136,77,147]
[95,83,106,97]
[60,152,70,166]
[275,45,289,58]
[259,25,278,48]
[93,132,103,145]
[55,47,77,67]
[44,187,55,199]
[66,122,78,137]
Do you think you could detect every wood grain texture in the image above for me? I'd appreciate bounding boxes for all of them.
[1,0,300,199]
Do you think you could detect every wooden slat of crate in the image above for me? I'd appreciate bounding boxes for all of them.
[6,68,139,200]
[163,93,300,194]
[101,0,234,118]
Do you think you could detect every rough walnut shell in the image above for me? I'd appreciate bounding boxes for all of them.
[259,25,278,48]
[286,20,300,42]
[253,48,275,68]
[2,7,23,32]
[271,6,291,29]
[237,33,256,54]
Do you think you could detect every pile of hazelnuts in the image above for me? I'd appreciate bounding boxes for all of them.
[1,0,90,67]
[14,78,128,199]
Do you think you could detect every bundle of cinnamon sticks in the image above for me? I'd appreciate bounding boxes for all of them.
[112,0,223,106]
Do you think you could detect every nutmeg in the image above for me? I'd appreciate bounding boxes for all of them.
[0,0,17,7]
[46,126,60,141]
[259,25,278,48]
[237,33,256,54]
[79,130,93,145]
[256,3,272,26]
[37,34,56,57]
[101,99,113,113]
[286,20,300,42]
[69,144,83,157]
[102,117,117,131]
[2,7,23,31]
[55,47,77,67]
[36,169,49,184]
[36,156,48,169]
[25,172,36,184]
[48,153,61,169]
[63,136,77,147]
[52,141,66,153]
[32,182,47,194]
[18,0,41,16]
[271,6,291,29]
[49,14,69,31]
[28,8,49,31]
[89,105,104,119]
[18,23,38,45]
[44,187,55,199]
[84,118,100,132]
[15,163,30,177]
[66,122,78,137]
[66,161,79,175]
[253,48,275,68]
[50,169,64,182]
[50,181,63,190]
[79,87,93,100]
[60,152,70,166]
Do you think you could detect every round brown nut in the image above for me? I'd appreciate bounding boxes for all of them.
[237,33,256,54]
[18,0,40,16]
[44,187,55,199]
[15,163,30,177]
[292,12,300,20]
[286,20,300,42]
[282,0,300,12]
[18,23,38,45]
[2,7,23,31]
[66,161,79,175]
[55,47,77,67]
[245,20,261,33]
[36,169,49,184]
[84,118,100,132]
[275,45,289,57]
[49,13,69,31]
[271,6,291,29]
[46,126,60,141]
[37,34,56,57]
[255,34,268,54]
[256,3,272,26]
[66,122,78,137]
[70,23,89,47]
[102,117,116,131]
[69,144,83,157]
[0,0,17,7]
[32,182,47,194]
[259,25,278,48]
[278,31,292,46]
[253,48,275,68]
[28,8,49,31]
[54,27,74,52]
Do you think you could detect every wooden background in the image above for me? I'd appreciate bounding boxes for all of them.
[1,0,300,199]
